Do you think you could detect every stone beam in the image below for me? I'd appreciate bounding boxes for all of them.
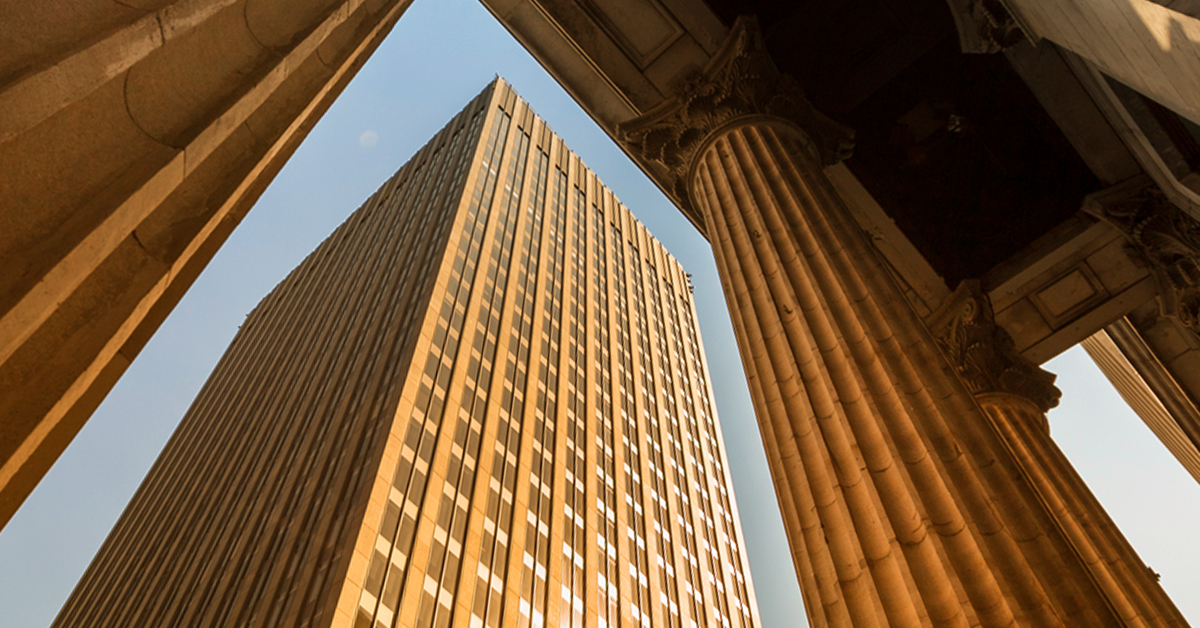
[982,214,1157,364]
[1001,0,1200,126]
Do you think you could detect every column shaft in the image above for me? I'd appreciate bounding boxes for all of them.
[977,393,1187,627]
[689,118,1166,626]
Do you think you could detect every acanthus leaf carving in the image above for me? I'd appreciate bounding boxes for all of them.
[929,280,1062,413]
[616,16,853,223]
[945,0,1025,54]
[1087,184,1200,334]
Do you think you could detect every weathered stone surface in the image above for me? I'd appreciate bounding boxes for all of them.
[617,17,852,229]
[0,0,412,530]
[929,280,1061,413]
[944,0,1024,53]
[1087,180,1200,335]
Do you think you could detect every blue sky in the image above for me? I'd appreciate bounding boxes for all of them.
[1,1,1197,626]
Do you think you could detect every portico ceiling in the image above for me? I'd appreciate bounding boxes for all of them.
[485,0,1101,284]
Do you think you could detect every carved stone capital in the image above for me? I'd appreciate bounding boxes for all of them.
[617,16,853,222]
[945,0,1025,54]
[1086,182,1200,335]
[929,280,1061,412]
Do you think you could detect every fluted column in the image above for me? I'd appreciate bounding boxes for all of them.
[620,16,1188,627]
[0,0,413,530]
[932,281,1186,628]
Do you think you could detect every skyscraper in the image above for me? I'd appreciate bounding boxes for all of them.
[52,79,761,628]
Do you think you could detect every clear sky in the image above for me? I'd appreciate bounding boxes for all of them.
[2,1,1198,627]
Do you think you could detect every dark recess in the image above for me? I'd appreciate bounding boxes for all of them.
[703,0,1100,285]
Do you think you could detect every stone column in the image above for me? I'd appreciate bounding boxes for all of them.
[1083,319,1200,486]
[0,0,412,530]
[1084,181,1200,486]
[620,17,1187,627]
[931,281,1186,628]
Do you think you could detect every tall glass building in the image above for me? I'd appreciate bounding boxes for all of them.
[53,79,760,628]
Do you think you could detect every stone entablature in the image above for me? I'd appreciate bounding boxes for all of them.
[984,215,1157,364]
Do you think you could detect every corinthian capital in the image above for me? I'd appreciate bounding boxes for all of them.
[929,281,1061,412]
[1086,182,1200,335]
[945,0,1025,54]
[617,16,853,221]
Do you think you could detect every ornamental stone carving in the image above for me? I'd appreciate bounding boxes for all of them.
[944,0,1025,54]
[929,280,1062,412]
[1086,183,1200,335]
[617,16,853,221]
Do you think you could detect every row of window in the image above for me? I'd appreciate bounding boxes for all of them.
[355,94,505,628]
[352,87,755,628]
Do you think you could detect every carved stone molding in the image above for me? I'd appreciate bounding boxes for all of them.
[929,280,1062,412]
[1086,181,1200,334]
[945,0,1025,54]
[616,16,853,220]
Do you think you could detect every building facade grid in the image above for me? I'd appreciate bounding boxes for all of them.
[52,79,761,628]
